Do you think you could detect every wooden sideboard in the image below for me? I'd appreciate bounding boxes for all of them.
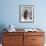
[2,32,45,46]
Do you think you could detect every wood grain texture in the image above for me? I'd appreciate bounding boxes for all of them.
[24,32,45,46]
[2,32,23,46]
[2,32,45,46]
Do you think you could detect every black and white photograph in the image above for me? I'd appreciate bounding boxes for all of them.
[19,5,34,22]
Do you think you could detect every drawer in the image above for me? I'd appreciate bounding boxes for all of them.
[3,42,15,46]
[3,32,23,36]
[3,36,23,44]
[24,32,44,36]
[32,36,45,44]
[3,43,23,46]
[31,44,44,46]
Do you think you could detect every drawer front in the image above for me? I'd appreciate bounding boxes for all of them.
[32,36,45,44]
[3,36,23,44]
[32,44,44,46]
[3,32,23,36]
[3,43,23,46]
[3,43,16,46]
[24,32,44,36]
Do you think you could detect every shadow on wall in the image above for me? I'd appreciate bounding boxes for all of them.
[0,24,7,43]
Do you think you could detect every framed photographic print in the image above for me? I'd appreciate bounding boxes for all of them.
[19,5,34,23]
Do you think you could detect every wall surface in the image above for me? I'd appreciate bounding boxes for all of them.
[0,0,46,29]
